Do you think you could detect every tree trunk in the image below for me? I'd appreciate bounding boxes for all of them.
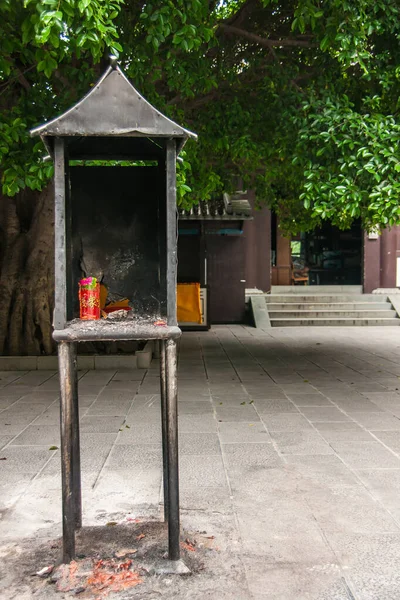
[0,185,55,355]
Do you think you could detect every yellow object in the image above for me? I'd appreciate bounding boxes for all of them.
[177,283,202,324]
[106,298,130,309]
[100,284,108,309]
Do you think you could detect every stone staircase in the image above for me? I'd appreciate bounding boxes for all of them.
[248,288,400,327]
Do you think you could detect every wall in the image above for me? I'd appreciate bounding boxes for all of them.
[243,191,271,291]
[363,226,400,292]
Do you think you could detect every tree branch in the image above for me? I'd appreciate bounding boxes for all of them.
[16,69,31,91]
[219,23,316,48]
[0,65,35,93]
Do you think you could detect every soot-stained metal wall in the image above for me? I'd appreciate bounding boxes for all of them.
[69,166,166,318]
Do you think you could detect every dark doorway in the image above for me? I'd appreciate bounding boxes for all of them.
[304,220,362,285]
[207,236,245,323]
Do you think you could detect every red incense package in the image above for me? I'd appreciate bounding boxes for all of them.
[79,277,100,320]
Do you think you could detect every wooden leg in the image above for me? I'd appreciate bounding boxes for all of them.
[58,341,77,562]
[70,342,82,529]
[165,338,180,560]
[159,340,169,522]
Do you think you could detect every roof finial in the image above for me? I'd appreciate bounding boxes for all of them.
[109,55,118,69]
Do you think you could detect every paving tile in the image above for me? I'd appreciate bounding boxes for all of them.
[106,443,162,470]
[275,383,317,393]
[86,399,133,416]
[178,392,211,402]
[113,423,161,445]
[0,372,28,386]
[12,371,56,386]
[244,560,353,600]
[333,400,384,412]
[209,384,244,394]
[211,395,250,406]
[222,442,282,472]
[130,394,159,407]
[314,421,367,431]
[11,425,60,446]
[0,474,33,509]
[245,390,288,400]
[79,415,126,433]
[372,431,400,453]
[262,413,313,432]
[96,389,135,402]
[179,432,221,455]
[305,485,399,534]
[0,398,19,410]
[363,392,400,403]
[357,468,400,496]
[237,508,339,563]
[254,399,299,414]
[79,370,116,385]
[218,422,270,443]
[317,428,374,442]
[44,433,117,475]
[0,446,53,473]
[326,532,400,600]
[178,414,217,433]
[299,406,351,422]
[178,401,213,415]
[350,412,400,431]
[95,467,147,503]
[271,431,334,455]
[176,384,210,396]
[0,435,13,450]
[180,487,234,512]
[287,394,334,407]
[0,415,39,435]
[111,370,145,381]
[215,406,259,422]
[104,381,141,392]
[31,409,61,426]
[207,376,240,383]
[179,454,228,488]
[285,454,361,488]
[126,407,161,423]
[78,384,104,396]
[4,401,54,415]
[331,441,400,469]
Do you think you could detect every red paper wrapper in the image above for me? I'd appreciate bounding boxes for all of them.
[79,282,100,320]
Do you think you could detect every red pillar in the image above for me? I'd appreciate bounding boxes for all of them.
[363,226,400,292]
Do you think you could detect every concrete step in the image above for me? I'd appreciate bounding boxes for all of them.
[266,302,391,311]
[265,294,388,303]
[270,318,400,327]
[271,285,362,294]
[269,310,397,319]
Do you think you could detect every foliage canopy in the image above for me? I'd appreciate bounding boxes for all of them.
[1,0,400,233]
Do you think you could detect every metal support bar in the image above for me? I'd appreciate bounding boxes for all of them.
[165,338,180,560]
[58,341,79,562]
[160,340,169,521]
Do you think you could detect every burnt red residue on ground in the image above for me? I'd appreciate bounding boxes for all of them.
[56,557,143,596]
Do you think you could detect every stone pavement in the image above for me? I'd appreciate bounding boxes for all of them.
[2,325,400,598]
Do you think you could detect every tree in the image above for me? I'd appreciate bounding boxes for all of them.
[0,0,399,353]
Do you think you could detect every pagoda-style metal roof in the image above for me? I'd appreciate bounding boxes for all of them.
[178,191,253,221]
[30,59,197,158]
